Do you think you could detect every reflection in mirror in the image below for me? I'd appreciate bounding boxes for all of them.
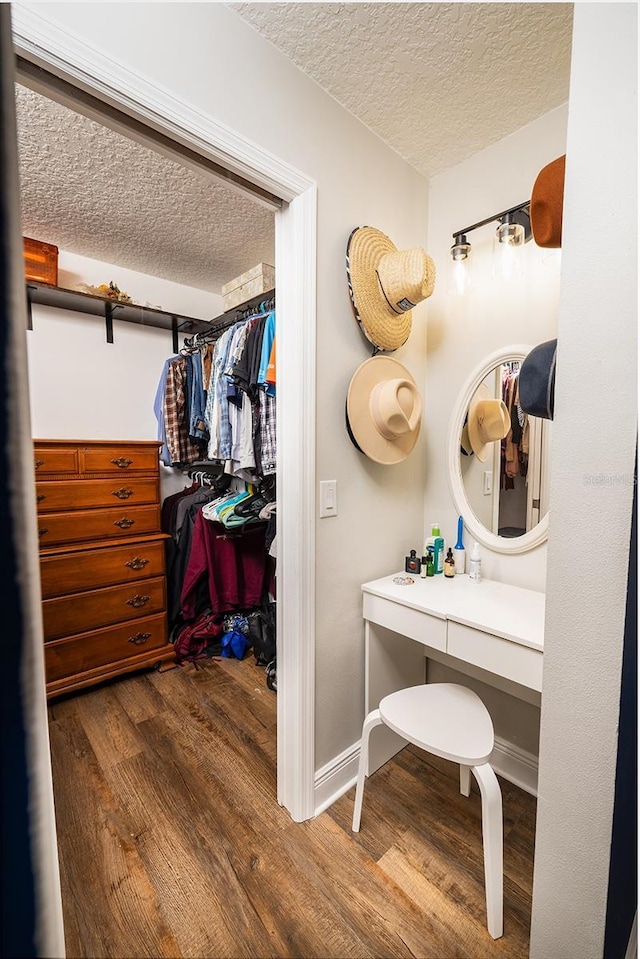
[448,345,550,554]
[460,359,551,539]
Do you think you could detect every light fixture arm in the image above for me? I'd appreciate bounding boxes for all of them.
[452,200,531,243]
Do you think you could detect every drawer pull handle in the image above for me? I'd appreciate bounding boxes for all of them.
[128,631,151,646]
[112,487,134,499]
[114,517,135,529]
[125,556,149,570]
[36,494,46,503]
[34,459,44,469]
[38,527,48,537]
[126,595,150,608]
[111,457,133,469]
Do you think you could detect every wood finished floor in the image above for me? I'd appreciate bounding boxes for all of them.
[48,657,536,959]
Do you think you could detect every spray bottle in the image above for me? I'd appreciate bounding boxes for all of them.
[454,516,466,575]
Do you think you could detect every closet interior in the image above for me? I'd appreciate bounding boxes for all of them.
[17,81,279,700]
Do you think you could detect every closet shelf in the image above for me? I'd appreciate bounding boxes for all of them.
[25,282,275,353]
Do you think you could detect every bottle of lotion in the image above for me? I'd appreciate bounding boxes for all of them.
[454,516,466,575]
[469,541,482,583]
[431,524,444,575]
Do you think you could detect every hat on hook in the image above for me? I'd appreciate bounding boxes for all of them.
[346,355,422,465]
[467,383,511,462]
[346,226,436,352]
[519,339,557,421]
[530,155,566,248]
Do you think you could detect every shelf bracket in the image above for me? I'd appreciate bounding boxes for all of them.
[104,302,114,343]
[26,287,33,331]
[171,315,178,354]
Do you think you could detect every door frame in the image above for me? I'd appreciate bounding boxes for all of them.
[11,3,317,823]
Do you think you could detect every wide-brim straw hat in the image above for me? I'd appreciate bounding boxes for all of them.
[467,383,510,462]
[346,226,436,352]
[530,155,566,248]
[520,338,557,421]
[346,355,422,465]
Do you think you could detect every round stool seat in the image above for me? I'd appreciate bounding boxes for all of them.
[379,683,494,765]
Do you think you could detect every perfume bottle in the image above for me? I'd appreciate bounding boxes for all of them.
[405,549,421,574]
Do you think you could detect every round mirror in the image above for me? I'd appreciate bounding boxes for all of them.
[447,345,551,554]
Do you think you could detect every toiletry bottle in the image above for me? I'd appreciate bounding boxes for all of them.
[444,547,455,578]
[469,542,482,583]
[431,524,444,574]
[454,515,466,575]
[405,549,420,574]
[420,555,427,578]
[426,549,435,577]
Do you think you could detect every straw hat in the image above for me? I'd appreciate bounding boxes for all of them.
[530,155,566,248]
[467,383,510,462]
[520,339,557,421]
[346,356,422,465]
[346,226,436,352]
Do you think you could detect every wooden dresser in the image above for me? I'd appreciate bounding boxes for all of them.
[34,439,175,698]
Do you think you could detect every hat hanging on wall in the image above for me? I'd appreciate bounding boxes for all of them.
[467,383,511,462]
[346,355,422,465]
[530,155,566,248]
[519,339,557,421]
[346,226,436,353]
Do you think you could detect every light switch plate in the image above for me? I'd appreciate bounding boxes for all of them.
[319,480,337,518]
[483,471,492,495]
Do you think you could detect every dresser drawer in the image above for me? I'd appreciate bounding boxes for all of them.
[44,613,169,682]
[36,477,159,513]
[37,504,160,548]
[362,592,447,652]
[447,621,543,692]
[34,446,79,475]
[39,538,166,598]
[43,576,166,640]
[81,445,159,474]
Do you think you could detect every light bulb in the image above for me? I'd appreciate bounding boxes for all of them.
[448,234,473,296]
[493,218,524,282]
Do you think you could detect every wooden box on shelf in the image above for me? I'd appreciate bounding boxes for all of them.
[23,236,58,286]
[34,439,175,698]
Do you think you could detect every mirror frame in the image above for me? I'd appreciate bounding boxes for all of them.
[447,344,549,555]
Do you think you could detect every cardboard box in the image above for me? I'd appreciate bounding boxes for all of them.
[23,236,58,286]
[222,262,275,310]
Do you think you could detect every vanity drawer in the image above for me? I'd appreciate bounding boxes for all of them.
[36,477,158,513]
[81,445,159,474]
[39,538,166,598]
[44,613,169,682]
[42,576,166,640]
[37,504,161,548]
[447,621,543,692]
[363,593,447,652]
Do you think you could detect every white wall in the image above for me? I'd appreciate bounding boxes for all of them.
[27,249,225,498]
[422,106,568,756]
[19,2,430,771]
[530,5,637,956]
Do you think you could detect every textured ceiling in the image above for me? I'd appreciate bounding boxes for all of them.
[230,2,573,178]
[15,84,276,295]
[14,3,573,294]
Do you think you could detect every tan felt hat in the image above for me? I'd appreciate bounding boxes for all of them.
[467,383,510,462]
[530,155,566,248]
[346,226,436,352]
[346,356,422,465]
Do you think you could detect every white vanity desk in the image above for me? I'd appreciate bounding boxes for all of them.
[362,572,544,774]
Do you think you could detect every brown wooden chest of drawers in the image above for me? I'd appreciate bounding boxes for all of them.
[34,439,175,697]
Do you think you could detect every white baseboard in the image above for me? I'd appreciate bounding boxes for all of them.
[313,734,538,816]
[491,735,539,796]
[314,740,360,816]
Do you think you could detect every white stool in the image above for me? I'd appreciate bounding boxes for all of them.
[352,683,503,940]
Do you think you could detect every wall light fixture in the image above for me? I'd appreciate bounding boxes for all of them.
[449,202,531,294]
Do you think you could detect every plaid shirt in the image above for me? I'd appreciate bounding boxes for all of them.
[259,390,277,475]
[164,357,203,466]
